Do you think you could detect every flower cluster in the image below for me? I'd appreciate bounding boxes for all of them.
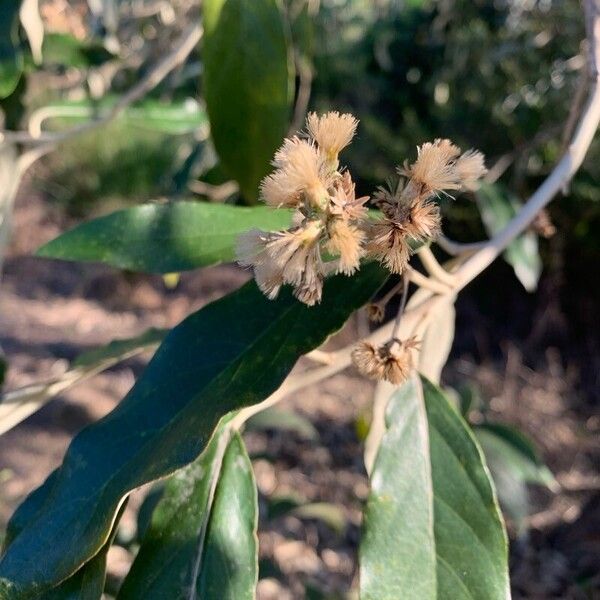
[237,112,367,305]
[238,113,486,311]
[366,139,486,274]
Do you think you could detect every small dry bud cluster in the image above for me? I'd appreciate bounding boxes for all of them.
[237,111,367,305]
[351,337,420,385]
[367,139,487,275]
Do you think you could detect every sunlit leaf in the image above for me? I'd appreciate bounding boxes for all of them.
[0,265,386,597]
[37,202,293,273]
[119,428,257,599]
[360,375,509,599]
[203,0,294,201]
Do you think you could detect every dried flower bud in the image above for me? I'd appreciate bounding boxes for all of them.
[366,220,411,274]
[405,197,441,242]
[352,337,420,385]
[325,218,365,275]
[366,303,385,323]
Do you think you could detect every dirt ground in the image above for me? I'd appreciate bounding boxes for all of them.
[1,188,599,599]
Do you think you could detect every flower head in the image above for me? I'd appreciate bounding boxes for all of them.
[325,218,365,275]
[352,337,420,385]
[400,138,462,194]
[366,220,411,274]
[455,149,487,190]
[307,111,358,162]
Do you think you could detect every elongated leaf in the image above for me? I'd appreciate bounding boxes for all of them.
[475,423,555,488]
[39,502,127,600]
[203,0,294,201]
[245,406,318,441]
[0,265,386,598]
[360,375,509,600]
[36,202,292,272]
[476,182,542,292]
[119,427,257,599]
[38,96,208,135]
[0,2,23,99]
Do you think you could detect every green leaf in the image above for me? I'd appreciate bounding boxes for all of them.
[476,182,542,292]
[475,423,555,488]
[42,33,113,68]
[245,407,319,441]
[203,0,294,201]
[119,428,258,599]
[0,265,387,598]
[35,96,208,135]
[39,503,127,600]
[36,202,293,273]
[0,2,23,99]
[360,375,509,600]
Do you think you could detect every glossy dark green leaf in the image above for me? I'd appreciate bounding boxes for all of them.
[476,182,542,292]
[0,264,386,598]
[39,503,127,600]
[0,2,23,99]
[360,375,509,600]
[203,0,294,201]
[37,202,292,273]
[119,428,257,599]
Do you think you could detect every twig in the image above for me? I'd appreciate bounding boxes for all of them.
[188,180,239,202]
[417,245,457,286]
[0,341,159,436]
[405,266,452,295]
[435,234,488,256]
[289,54,314,134]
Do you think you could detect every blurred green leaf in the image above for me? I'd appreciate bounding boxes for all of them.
[476,182,542,292]
[39,96,207,135]
[0,265,387,597]
[246,407,318,441]
[203,0,294,201]
[37,202,293,273]
[73,328,166,368]
[119,428,258,599]
[292,503,347,536]
[42,33,113,68]
[475,422,555,488]
[360,375,509,599]
[0,2,23,99]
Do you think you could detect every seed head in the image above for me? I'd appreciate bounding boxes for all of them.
[352,337,420,385]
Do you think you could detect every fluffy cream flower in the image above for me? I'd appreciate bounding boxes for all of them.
[400,138,462,193]
[307,111,358,160]
[325,218,365,275]
[455,149,487,190]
